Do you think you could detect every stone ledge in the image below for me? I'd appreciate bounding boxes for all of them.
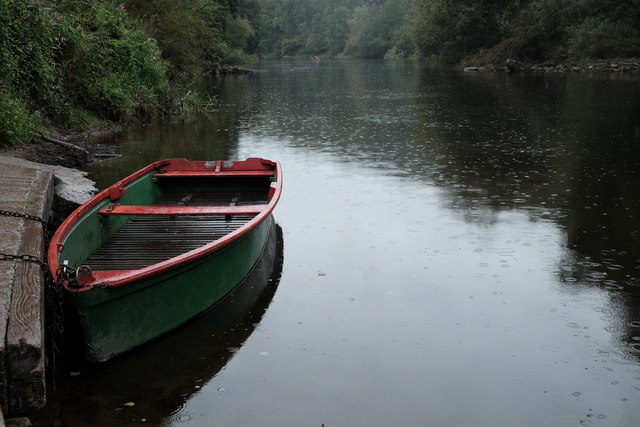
[0,156,96,207]
[0,160,55,417]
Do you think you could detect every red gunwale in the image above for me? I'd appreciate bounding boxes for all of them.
[154,171,274,178]
[98,204,267,216]
[47,158,282,292]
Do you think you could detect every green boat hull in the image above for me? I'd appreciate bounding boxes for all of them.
[68,214,275,362]
[49,158,282,362]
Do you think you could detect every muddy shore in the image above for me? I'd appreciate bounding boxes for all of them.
[0,129,119,171]
[463,59,640,73]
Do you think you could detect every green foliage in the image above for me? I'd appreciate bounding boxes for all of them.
[415,0,640,63]
[126,0,260,71]
[343,1,413,58]
[132,0,225,73]
[343,6,383,58]
[565,17,640,59]
[225,13,255,51]
[223,13,255,64]
[58,0,170,120]
[259,0,413,58]
[522,0,640,60]
[168,83,219,117]
[280,36,303,56]
[0,0,266,146]
[236,0,264,55]
[0,0,172,144]
[0,0,63,118]
[413,0,512,62]
[323,7,352,56]
[0,88,39,145]
[391,20,416,58]
[3,0,639,147]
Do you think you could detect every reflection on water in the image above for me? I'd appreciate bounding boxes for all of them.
[33,223,283,426]
[44,60,640,426]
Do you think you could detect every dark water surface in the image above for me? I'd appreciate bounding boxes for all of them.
[35,60,640,426]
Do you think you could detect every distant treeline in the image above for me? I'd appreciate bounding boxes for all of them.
[2,0,639,146]
[414,0,640,65]
[257,0,414,59]
[260,0,640,62]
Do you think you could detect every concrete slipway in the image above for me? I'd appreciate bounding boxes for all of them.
[0,156,95,424]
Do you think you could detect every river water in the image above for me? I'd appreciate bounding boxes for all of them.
[35,60,640,426]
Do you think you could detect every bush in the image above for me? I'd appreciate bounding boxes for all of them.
[280,37,302,56]
[414,0,506,62]
[57,0,170,120]
[415,0,640,63]
[0,0,171,141]
[565,17,640,59]
[125,0,242,73]
[0,0,64,117]
[0,88,39,146]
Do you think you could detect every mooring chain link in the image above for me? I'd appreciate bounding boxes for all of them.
[0,208,51,275]
[48,266,67,344]
[0,253,51,285]
[0,208,55,287]
[0,208,49,234]
[0,209,66,352]
[0,251,65,334]
[0,253,45,263]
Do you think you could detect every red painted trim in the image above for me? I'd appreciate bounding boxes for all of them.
[99,204,266,216]
[158,158,276,173]
[154,170,274,178]
[108,186,125,200]
[48,158,282,292]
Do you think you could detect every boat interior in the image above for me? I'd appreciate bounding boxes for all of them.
[82,175,273,271]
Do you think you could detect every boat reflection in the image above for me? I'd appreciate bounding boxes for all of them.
[33,223,284,426]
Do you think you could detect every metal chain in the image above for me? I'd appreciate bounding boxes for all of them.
[47,266,67,371]
[0,210,66,378]
[0,209,49,234]
[0,208,50,269]
[0,209,62,333]
[0,251,63,325]
[0,253,46,263]
[0,253,64,336]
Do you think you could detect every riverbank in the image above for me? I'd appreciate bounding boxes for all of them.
[0,65,252,167]
[0,126,120,171]
[462,59,640,73]
[0,140,109,171]
[0,154,96,424]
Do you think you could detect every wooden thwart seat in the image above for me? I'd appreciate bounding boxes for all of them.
[154,170,274,178]
[99,203,266,216]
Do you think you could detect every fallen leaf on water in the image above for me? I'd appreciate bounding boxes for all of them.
[124,402,136,407]
[69,372,81,377]
[318,272,326,276]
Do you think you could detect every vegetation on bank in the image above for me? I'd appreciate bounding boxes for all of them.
[0,0,251,146]
[414,0,640,65]
[124,0,262,74]
[2,0,640,146]
[257,0,415,59]
[1,0,167,145]
[256,0,640,63]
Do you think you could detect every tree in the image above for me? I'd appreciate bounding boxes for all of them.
[414,0,512,62]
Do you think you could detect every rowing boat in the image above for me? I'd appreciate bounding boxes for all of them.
[47,158,282,362]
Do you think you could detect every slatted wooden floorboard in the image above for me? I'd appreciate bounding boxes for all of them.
[85,191,267,270]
